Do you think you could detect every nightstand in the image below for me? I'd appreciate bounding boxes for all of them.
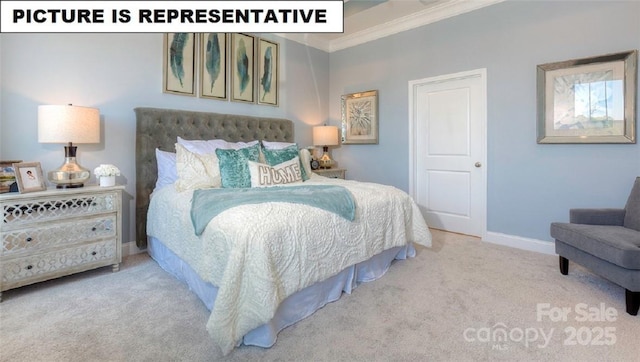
[313,168,346,179]
[0,185,123,300]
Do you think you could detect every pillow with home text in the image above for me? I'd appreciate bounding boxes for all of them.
[248,157,303,188]
[261,144,310,181]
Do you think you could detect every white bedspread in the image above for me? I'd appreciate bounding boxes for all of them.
[147,174,432,354]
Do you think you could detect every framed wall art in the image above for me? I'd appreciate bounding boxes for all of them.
[341,90,379,144]
[163,33,196,97]
[200,33,228,100]
[14,162,46,193]
[257,38,279,106]
[230,33,255,103]
[537,50,637,144]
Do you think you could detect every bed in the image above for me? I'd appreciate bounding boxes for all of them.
[135,107,432,354]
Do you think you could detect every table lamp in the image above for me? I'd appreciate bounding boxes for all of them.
[313,125,339,169]
[38,104,100,188]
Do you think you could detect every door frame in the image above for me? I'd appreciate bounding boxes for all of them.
[408,68,488,239]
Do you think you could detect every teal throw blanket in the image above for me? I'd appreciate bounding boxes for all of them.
[191,185,356,236]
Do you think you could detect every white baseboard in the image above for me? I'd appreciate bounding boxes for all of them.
[483,231,556,255]
[122,241,147,257]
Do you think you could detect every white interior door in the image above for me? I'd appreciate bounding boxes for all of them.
[409,69,487,237]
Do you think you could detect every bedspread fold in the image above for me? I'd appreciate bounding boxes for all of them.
[191,185,355,235]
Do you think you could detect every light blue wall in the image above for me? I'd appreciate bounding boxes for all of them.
[0,33,330,244]
[329,0,640,241]
[1,1,639,247]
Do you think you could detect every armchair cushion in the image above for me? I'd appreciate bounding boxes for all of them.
[624,177,640,231]
[570,208,625,226]
[551,223,640,269]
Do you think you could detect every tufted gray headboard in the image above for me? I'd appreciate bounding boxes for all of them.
[135,107,294,248]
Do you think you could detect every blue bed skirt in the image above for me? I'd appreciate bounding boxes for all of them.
[148,236,415,348]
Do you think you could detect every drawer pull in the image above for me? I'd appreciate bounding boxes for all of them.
[91,227,97,231]
[26,237,33,242]
[91,251,97,256]
[26,265,33,270]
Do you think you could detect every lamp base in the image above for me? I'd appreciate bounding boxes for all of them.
[319,150,333,169]
[48,154,90,189]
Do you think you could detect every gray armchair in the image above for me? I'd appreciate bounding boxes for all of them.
[550,177,640,316]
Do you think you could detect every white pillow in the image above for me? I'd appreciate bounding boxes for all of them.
[261,140,296,150]
[155,148,178,190]
[248,157,303,188]
[178,136,258,154]
[174,143,221,192]
[225,140,259,149]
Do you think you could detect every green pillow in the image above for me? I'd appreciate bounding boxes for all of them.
[215,144,261,188]
[262,144,309,181]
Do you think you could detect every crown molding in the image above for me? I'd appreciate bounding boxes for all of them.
[281,0,505,53]
[277,33,331,53]
[329,0,505,52]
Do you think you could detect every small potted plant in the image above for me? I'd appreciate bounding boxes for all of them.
[94,164,120,187]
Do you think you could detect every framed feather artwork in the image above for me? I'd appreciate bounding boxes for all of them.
[163,33,196,97]
[257,38,279,106]
[200,33,228,100]
[230,33,255,103]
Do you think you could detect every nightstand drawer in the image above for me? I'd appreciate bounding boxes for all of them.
[2,192,119,228]
[1,239,118,288]
[0,185,123,299]
[2,214,117,256]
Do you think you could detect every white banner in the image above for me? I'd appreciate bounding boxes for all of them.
[0,1,344,33]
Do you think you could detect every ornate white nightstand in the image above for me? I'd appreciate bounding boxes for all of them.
[313,168,346,179]
[0,185,123,300]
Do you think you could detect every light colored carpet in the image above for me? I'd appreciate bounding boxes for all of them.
[1,229,638,361]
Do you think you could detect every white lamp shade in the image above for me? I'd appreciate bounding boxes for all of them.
[313,126,339,146]
[38,105,100,144]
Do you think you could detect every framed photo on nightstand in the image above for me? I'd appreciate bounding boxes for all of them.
[0,160,21,193]
[13,162,46,193]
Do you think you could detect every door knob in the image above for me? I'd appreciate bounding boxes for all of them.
[475,162,482,168]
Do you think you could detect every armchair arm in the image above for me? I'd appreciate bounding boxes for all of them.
[569,208,625,225]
